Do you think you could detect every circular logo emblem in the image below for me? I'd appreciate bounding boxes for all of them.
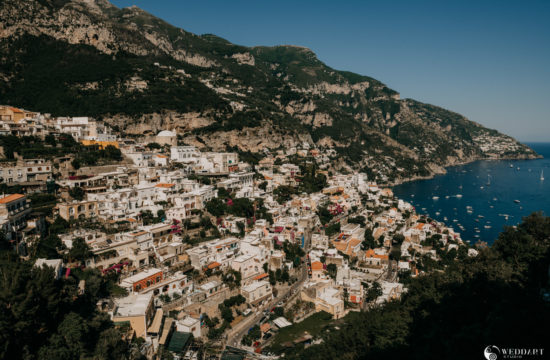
[484,345,500,360]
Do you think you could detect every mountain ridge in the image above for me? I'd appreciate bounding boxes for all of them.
[0,0,539,183]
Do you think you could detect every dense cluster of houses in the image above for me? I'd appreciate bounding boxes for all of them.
[1,105,476,358]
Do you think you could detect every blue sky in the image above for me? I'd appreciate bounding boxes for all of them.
[111,0,550,142]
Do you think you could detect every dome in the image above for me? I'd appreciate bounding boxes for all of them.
[157,130,176,137]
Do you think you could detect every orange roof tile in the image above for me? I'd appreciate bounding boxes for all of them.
[206,262,221,270]
[0,194,25,204]
[155,183,175,188]
[334,242,348,252]
[254,273,269,281]
[311,261,323,271]
[349,238,362,248]
[260,323,271,333]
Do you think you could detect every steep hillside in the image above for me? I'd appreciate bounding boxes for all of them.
[0,0,538,182]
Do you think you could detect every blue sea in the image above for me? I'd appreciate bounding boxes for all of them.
[392,143,550,245]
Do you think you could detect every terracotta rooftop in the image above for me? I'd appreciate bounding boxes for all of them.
[0,194,25,204]
[155,183,175,188]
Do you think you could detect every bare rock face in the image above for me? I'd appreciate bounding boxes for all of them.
[0,0,538,184]
[106,112,216,135]
[231,52,255,66]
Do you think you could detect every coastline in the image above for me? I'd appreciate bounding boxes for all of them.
[389,152,543,188]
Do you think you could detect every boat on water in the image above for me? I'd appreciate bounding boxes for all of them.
[510,164,514,168]
[453,219,458,222]
[456,194,463,198]
[541,170,545,181]
[484,225,492,229]
[432,196,439,200]
[514,200,521,204]
[480,186,484,190]
[445,195,450,199]
[486,174,491,186]
[492,197,497,201]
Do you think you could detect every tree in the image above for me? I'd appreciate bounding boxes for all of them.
[45,134,57,147]
[0,251,128,360]
[390,248,402,261]
[205,198,226,217]
[71,158,81,170]
[69,237,92,264]
[69,186,85,201]
[146,142,162,150]
[49,216,69,235]
[36,234,62,259]
[392,234,405,245]
[281,269,290,283]
[326,263,337,279]
[365,281,382,302]
[103,145,122,161]
[219,305,234,323]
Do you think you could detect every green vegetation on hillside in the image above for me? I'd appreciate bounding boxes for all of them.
[0,245,131,359]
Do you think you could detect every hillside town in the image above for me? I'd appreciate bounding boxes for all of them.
[0,105,479,360]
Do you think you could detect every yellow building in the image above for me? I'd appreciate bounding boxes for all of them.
[80,139,119,149]
[0,106,35,123]
[112,293,154,338]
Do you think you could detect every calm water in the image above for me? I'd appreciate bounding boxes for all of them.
[393,143,550,245]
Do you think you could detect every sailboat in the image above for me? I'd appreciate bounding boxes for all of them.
[541,170,545,181]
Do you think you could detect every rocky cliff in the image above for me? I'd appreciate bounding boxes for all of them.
[0,0,538,182]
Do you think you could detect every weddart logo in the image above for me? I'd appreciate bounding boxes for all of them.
[484,345,545,359]
[485,346,501,360]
